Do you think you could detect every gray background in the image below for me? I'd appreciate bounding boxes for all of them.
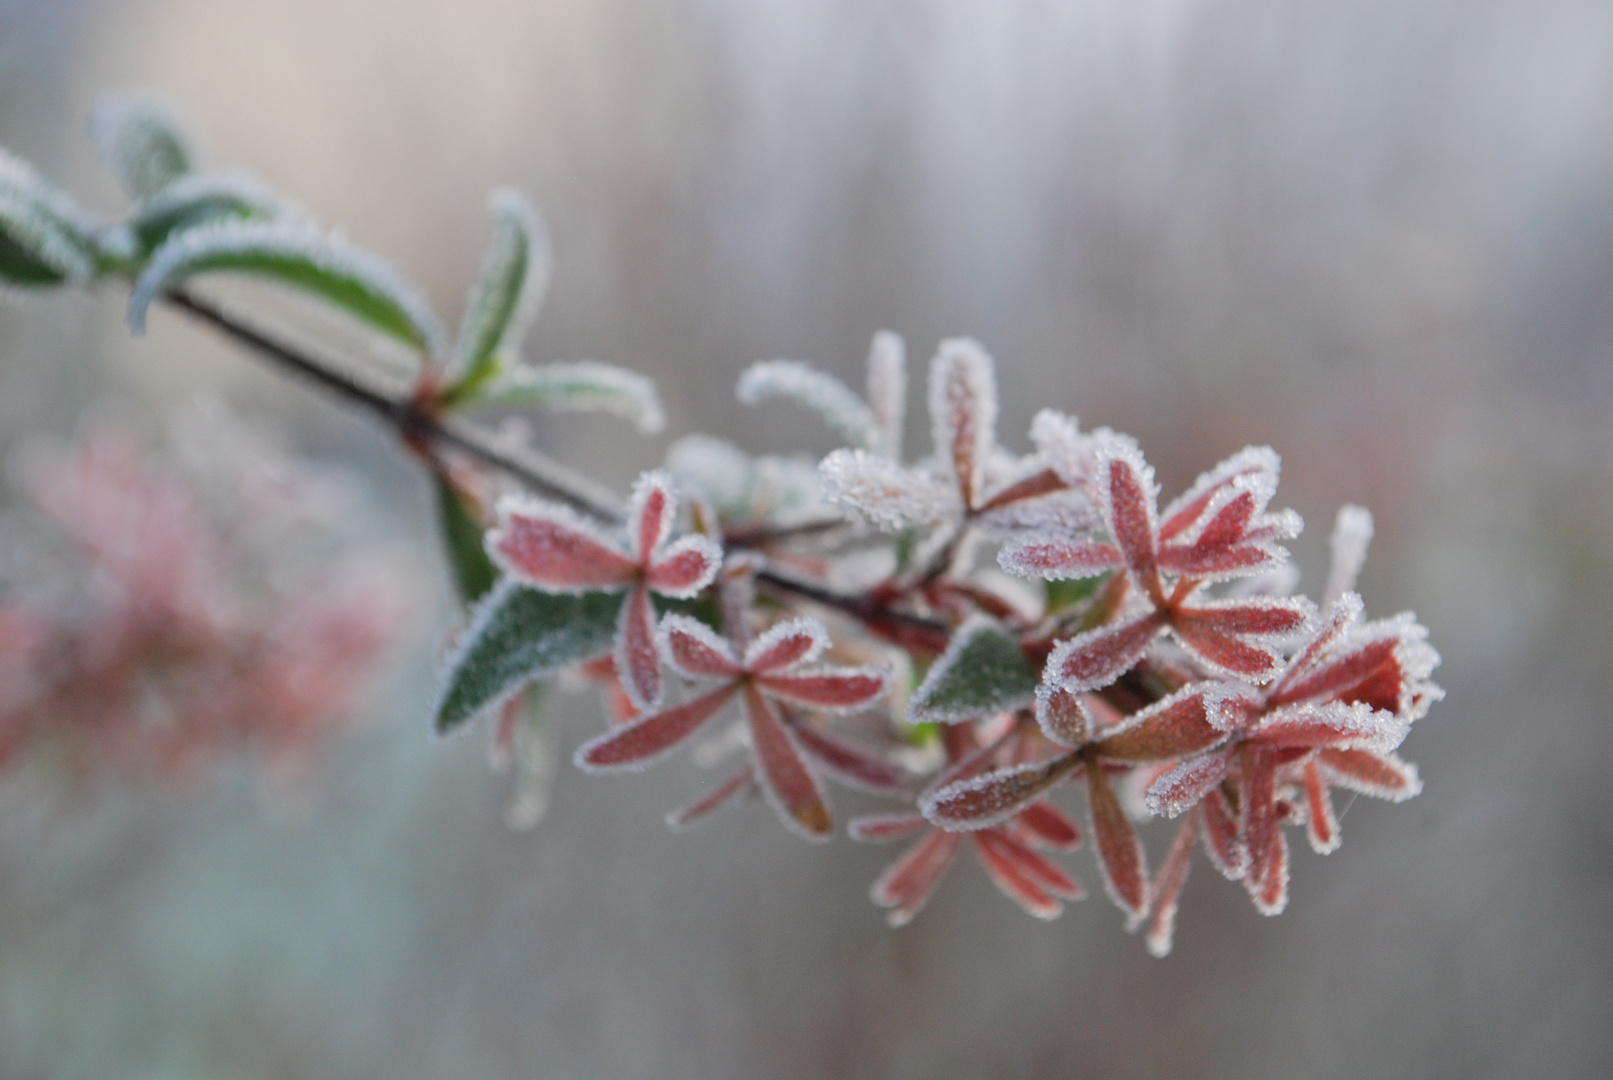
[2,1,1611,1076]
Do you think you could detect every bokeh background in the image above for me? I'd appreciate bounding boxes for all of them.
[3,0,1612,1076]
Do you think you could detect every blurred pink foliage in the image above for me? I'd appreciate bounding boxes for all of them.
[0,405,416,788]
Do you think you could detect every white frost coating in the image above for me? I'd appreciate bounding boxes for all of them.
[132,169,288,229]
[1160,445,1281,530]
[1325,504,1374,610]
[626,469,677,559]
[1256,700,1410,755]
[975,490,1097,541]
[453,188,551,373]
[486,490,628,588]
[737,358,882,451]
[927,337,999,506]
[658,613,739,680]
[1092,432,1162,541]
[818,448,960,530]
[0,149,96,282]
[866,331,906,458]
[127,217,442,352]
[87,89,195,200]
[743,615,830,671]
[477,361,665,434]
[1145,749,1234,818]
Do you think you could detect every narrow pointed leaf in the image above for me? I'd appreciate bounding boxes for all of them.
[463,361,666,433]
[451,188,549,385]
[1087,764,1149,925]
[432,469,498,603]
[575,685,737,772]
[129,218,440,353]
[124,171,282,259]
[665,765,755,831]
[974,831,1068,919]
[737,359,882,450]
[743,684,833,840]
[434,580,622,734]
[89,90,195,200]
[1145,817,1197,958]
[871,829,963,926]
[0,150,96,286]
[922,755,1081,831]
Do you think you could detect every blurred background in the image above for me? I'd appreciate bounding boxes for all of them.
[2,0,1612,1076]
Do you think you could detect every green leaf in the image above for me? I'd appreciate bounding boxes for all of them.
[432,470,499,603]
[448,188,549,391]
[456,360,666,433]
[89,90,196,201]
[128,218,441,353]
[1046,572,1109,614]
[123,171,283,260]
[907,615,1038,725]
[433,580,623,735]
[0,149,97,287]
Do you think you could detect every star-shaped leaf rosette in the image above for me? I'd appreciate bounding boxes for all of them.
[486,470,722,712]
[574,612,891,839]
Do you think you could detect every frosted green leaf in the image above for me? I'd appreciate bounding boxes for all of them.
[88,90,196,201]
[0,149,97,286]
[434,579,623,734]
[737,359,882,451]
[464,360,665,434]
[129,218,441,353]
[432,470,499,603]
[124,171,284,260]
[449,188,551,391]
[907,615,1038,724]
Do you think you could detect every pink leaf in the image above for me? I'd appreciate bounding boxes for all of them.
[1250,701,1408,754]
[1145,746,1235,818]
[1303,759,1339,854]
[743,684,833,840]
[744,616,829,674]
[574,684,737,772]
[1098,442,1160,586]
[615,582,663,711]
[1093,685,1226,762]
[1158,446,1279,542]
[646,534,721,597]
[849,812,930,843]
[984,830,1085,901]
[1199,787,1247,880]
[1013,800,1082,851]
[973,830,1063,919]
[659,614,740,680]
[1035,683,1094,749]
[871,827,963,926]
[997,538,1123,581]
[1240,746,1288,915]
[921,756,1081,831]
[1176,596,1313,637]
[1145,817,1198,958]
[1317,747,1423,801]
[665,765,755,831]
[628,470,674,563]
[489,498,636,590]
[790,722,906,794]
[1047,612,1164,692]
[1086,764,1149,925]
[928,338,997,509]
[758,667,889,712]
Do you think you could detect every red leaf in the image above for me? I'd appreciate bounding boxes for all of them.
[1048,612,1164,692]
[922,756,1081,831]
[665,765,755,831]
[574,685,737,772]
[1240,746,1288,915]
[1199,787,1247,880]
[1176,597,1312,637]
[1317,747,1422,801]
[973,830,1064,919]
[850,813,930,843]
[758,667,889,712]
[1145,746,1235,818]
[871,828,964,926]
[998,537,1124,581]
[1100,446,1160,587]
[1249,701,1408,754]
[659,614,739,679]
[490,503,636,590]
[615,582,663,710]
[743,684,833,840]
[744,617,828,674]
[929,338,997,509]
[1303,759,1339,854]
[1035,684,1093,749]
[1168,618,1281,679]
[1013,800,1082,851]
[1145,817,1198,958]
[628,471,674,563]
[1087,764,1149,924]
[1093,685,1226,762]
[646,535,721,597]
[1157,446,1279,542]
